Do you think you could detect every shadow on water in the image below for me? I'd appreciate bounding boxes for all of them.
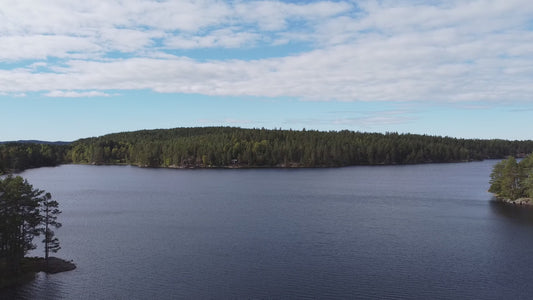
[489,197,533,226]
[0,272,63,300]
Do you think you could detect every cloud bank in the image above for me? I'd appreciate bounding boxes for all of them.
[1,0,532,102]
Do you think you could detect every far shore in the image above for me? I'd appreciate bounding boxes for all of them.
[13,158,482,171]
[1,158,501,176]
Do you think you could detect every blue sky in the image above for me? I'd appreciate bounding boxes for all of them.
[1,0,533,141]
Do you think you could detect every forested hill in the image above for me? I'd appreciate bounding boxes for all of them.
[66,127,533,168]
[2,127,532,172]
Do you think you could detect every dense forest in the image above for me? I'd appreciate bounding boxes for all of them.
[0,143,68,173]
[2,127,533,172]
[66,127,533,168]
[489,154,533,201]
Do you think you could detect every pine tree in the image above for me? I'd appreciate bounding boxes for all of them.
[488,160,505,195]
[0,176,63,275]
[41,192,62,263]
[489,153,533,201]
[0,176,44,272]
[501,157,521,199]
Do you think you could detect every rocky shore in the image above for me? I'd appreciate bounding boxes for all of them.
[28,257,77,274]
[497,197,533,206]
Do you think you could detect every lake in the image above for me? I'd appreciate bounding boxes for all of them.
[3,161,533,299]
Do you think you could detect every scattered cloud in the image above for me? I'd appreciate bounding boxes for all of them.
[0,0,532,103]
[44,90,112,98]
[164,29,261,49]
[0,91,26,97]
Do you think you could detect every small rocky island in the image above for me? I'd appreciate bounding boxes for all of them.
[489,153,533,206]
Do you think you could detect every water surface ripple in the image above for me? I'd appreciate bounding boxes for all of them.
[3,161,533,299]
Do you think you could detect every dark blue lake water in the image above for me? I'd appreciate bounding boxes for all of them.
[3,161,533,299]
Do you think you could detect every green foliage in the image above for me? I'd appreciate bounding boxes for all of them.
[489,160,505,195]
[66,127,533,168]
[41,193,62,261]
[2,127,533,172]
[0,143,68,173]
[0,176,61,273]
[489,153,533,200]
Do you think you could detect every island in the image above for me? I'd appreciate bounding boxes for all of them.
[489,153,533,205]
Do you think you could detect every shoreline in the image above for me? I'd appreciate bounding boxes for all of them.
[495,196,533,206]
[2,158,498,176]
[0,257,76,289]
[28,158,483,170]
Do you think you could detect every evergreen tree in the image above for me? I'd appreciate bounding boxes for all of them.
[489,153,533,200]
[501,157,521,199]
[0,176,43,272]
[488,160,505,195]
[40,192,62,262]
[0,176,62,273]
[2,127,533,171]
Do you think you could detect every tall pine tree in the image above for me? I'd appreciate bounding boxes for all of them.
[41,192,61,262]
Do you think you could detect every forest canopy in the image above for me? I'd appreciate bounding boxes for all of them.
[64,127,533,168]
[0,143,67,173]
[2,127,533,172]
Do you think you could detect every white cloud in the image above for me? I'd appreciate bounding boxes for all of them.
[164,29,261,49]
[0,0,532,103]
[0,35,101,61]
[0,0,351,57]
[234,1,351,31]
[0,91,26,97]
[44,90,112,98]
[98,28,162,53]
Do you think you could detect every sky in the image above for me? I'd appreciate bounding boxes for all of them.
[1,0,533,141]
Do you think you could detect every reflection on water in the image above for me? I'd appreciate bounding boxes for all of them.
[490,198,533,225]
[1,273,63,300]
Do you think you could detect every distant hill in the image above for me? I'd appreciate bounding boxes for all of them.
[0,140,71,145]
[2,127,533,173]
[68,127,533,168]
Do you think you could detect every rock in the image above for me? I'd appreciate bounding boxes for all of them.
[43,257,76,274]
[497,197,533,206]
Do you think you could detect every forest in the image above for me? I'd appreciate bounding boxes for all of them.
[2,127,533,172]
[0,143,67,173]
[489,153,533,201]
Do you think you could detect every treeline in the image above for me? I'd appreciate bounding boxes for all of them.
[0,143,68,173]
[2,127,533,171]
[489,154,533,200]
[66,127,533,168]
